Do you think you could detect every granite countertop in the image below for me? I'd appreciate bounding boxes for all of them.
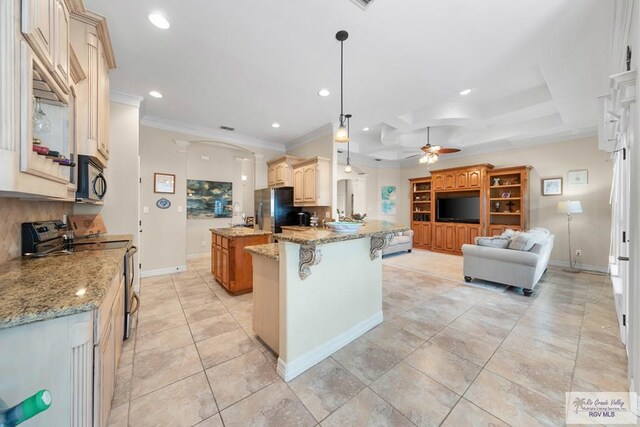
[210,228,272,238]
[273,220,410,246]
[244,243,279,261]
[0,247,127,330]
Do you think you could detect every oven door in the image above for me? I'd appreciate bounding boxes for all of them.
[124,245,138,339]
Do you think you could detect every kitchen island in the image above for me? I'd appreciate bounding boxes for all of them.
[262,220,409,381]
[210,227,271,294]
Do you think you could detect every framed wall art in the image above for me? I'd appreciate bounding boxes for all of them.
[187,179,233,219]
[568,169,588,186]
[541,177,563,196]
[381,185,397,215]
[154,173,175,194]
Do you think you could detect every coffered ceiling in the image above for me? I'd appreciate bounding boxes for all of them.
[85,0,614,165]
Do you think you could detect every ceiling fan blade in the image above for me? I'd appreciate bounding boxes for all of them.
[438,148,461,154]
[404,153,421,159]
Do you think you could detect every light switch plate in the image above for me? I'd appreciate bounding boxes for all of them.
[143,207,149,214]
[178,206,183,212]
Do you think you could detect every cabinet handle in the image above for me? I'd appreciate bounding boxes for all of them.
[618,256,629,261]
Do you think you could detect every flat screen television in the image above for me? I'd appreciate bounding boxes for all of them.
[436,196,480,223]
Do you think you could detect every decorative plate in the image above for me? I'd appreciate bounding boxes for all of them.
[325,222,365,232]
[156,198,171,209]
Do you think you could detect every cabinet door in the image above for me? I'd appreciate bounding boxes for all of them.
[22,0,54,67]
[113,277,125,365]
[221,248,230,289]
[86,32,99,151]
[445,173,456,190]
[275,163,285,183]
[411,224,422,246]
[303,166,316,203]
[53,0,69,89]
[97,38,109,160]
[489,226,505,237]
[433,224,444,250]
[468,225,481,243]
[468,170,481,188]
[456,172,468,189]
[421,223,431,248]
[95,312,115,427]
[433,174,444,190]
[444,224,456,251]
[267,166,276,187]
[293,168,304,203]
[455,225,467,253]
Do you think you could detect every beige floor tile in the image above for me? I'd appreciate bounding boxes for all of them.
[106,402,128,427]
[112,364,132,408]
[183,300,229,323]
[499,330,576,371]
[464,305,521,329]
[429,326,499,366]
[449,312,512,345]
[371,362,460,426]
[405,342,482,395]
[205,348,280,410]
[574,338,629,391]
[331,337,400,385]
[389,310,447,340]
[129,373,217,427]
[288,358,365,422]
[464,369,565,427]
[131,343,203,399]
[321,387,414,427]
[175,283,213,297]
[171,270,202,281]
[219,381,316,427]
[140,275,173,286]
[136,309,187,337]
[189,312,240,342]
[382,300,408,320]
[363,321,426,358]
[119,349,133,368]
[196,327,256,369]
[485,347,574,404]
[179,292,221,309]
[194,414,224,426]
[442,398,509,427]
[134,324,193,354]
[137,297,183,319]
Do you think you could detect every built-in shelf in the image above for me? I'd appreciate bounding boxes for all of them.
[490,197,522,201]
[489,184,521,189]
[490,212,521,216]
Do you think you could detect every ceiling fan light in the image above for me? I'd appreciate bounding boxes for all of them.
[345,164,352,173]
[335,125,349,142]
[419,154,428,164]
[428,153,439,164]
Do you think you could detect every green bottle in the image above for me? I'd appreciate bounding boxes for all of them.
[0,390,51,426]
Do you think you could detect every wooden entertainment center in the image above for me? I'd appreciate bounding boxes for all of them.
[410,163,531,254]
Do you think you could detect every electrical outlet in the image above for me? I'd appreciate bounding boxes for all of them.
[201,240,206,247]
[576,249,582,257]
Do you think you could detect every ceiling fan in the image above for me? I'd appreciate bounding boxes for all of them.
[405,127,461,164]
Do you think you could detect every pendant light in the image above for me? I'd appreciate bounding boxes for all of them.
[345,114,353,173]
[335,30,349,143]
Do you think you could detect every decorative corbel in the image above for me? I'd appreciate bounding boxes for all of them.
[299,245,322,280]
[370,233,394,260]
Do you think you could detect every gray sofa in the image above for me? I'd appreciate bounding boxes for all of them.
[461,231,554,296]
[382,230,414,256]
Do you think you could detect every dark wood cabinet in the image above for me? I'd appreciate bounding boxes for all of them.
[444,224,456,251]
[444,172,456,190]
[456,172,468,189]
[468,169,481,188]
[433,174,444,190]
[211,231,270,294]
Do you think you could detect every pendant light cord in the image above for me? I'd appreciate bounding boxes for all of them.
[340,39,344,123]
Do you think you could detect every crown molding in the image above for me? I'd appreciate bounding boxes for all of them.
[110,89,143,108]
[140,115,286,153]
[286,123,333,151]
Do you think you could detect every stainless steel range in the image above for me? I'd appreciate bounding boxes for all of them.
[21,220,139,339]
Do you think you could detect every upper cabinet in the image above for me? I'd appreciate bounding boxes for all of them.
[430,166,486,192]
[266,155,302,188]
[292,157,331,207]
[0,0,114,199]
[70,9,115,168]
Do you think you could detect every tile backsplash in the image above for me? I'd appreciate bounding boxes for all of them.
[0,198,72,263]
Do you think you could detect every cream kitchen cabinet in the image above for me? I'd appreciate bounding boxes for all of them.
[70,9,115,168]
[292,157,331,207]
[266,155,302,188]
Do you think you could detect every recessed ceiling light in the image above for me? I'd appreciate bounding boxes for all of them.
[318,89,330,97]
[149,90,163,98]
[148,13,170,29]
[272,123,280,128]
[459,88,472,96]
[362,127,370,131]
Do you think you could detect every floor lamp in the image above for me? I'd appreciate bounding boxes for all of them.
[557,200,583,273]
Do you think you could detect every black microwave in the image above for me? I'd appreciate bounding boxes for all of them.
[76,155,107,202]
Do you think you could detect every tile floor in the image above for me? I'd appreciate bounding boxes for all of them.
[108,253,629,427]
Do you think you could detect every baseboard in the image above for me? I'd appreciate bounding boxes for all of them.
[548,259,609,274]
[187,252,210,260]
[276,311,383,382]
[140,265,187,278]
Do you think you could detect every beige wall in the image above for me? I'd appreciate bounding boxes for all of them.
[0,199,71,263]
[401,136,612,269]
[139,126,282,272]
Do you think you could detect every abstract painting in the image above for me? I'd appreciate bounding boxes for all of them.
[381,185,397,215]
[187,180,233,219]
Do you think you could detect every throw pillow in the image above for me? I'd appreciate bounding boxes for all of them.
[507,231,535,251]
[501,229,517,238]
[476,236,510,248]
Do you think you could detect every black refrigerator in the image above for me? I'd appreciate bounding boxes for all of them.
[254,187,301,233]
